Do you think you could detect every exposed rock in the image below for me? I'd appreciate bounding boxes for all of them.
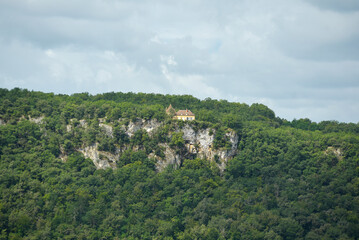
[79,144,117,169]
[67,119,87,132]
[74,119,239,172]
[143,119,162,134]
[59,154,68,162]
[217,131,239,171]
[181,124,238,171]
[125,119,162,137]
[0,119,5,126]
[59,146,68,162]
[182,124,199,144]
[79,119,88,128]
[325,147,343,160]
[155,143,181,171]
[99,123,113,137]
[126,119,144,137]
[29,116,44,124]
[98,118,106,123]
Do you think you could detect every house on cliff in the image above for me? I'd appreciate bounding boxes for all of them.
[166,104,195,121]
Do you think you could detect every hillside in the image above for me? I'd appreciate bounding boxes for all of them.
[0,88,359,239]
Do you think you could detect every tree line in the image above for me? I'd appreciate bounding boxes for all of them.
[0,88,358,239]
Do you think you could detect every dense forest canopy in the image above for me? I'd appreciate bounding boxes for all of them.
[0,88,358,239]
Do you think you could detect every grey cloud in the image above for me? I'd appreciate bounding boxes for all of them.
[271,2,359,61]
[277,34,359,62]
[303,0,359,12]
[0,0,358,123]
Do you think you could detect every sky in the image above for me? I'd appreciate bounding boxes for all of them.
[0,0,359,123]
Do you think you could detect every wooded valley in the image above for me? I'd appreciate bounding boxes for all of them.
[0,88,358,239]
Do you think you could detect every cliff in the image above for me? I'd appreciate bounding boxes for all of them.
[70,118,239,171]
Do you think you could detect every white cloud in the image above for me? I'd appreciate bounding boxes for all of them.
[0,0,358,122]
[161,64,220,99]
[160,55,177,66]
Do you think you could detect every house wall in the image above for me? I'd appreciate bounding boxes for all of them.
[174,116,195,121]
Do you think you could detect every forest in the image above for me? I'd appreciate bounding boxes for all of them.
[0,88,358,239]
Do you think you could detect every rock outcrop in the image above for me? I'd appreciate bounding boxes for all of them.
[29,116,44,124]
[325,146,343,161]
[99,123,113,137]
[125,119,162,137]
[181,124,238,171]
[61,118,239,171]
[79,143,117,169]
[152,143,181,171]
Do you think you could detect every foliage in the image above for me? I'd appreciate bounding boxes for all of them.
[0,88,358,239]
[170,132,185,148]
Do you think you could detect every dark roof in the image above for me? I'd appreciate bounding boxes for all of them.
[176,109,195,116]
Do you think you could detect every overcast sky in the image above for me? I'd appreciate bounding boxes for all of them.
[1,0,359,123]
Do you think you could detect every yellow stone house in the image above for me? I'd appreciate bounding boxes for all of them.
[166,104,195,121]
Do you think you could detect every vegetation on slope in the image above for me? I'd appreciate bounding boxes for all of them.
[0,88,358,239]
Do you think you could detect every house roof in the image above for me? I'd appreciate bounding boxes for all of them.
[176,109,195,116]
[166,104,175,114]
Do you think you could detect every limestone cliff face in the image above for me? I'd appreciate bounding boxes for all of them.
[325,146,343,161]
[3,116,238,170]
[79,143,118,169]
[152,143,181,171]
[29,116,44,124]
[65,118,239,171]
[125,119,162,137]
[153,125,238,171]
[181,124,238,171]
[71,119,162,169]
[99,123,113,138]
[0,116,44,126]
